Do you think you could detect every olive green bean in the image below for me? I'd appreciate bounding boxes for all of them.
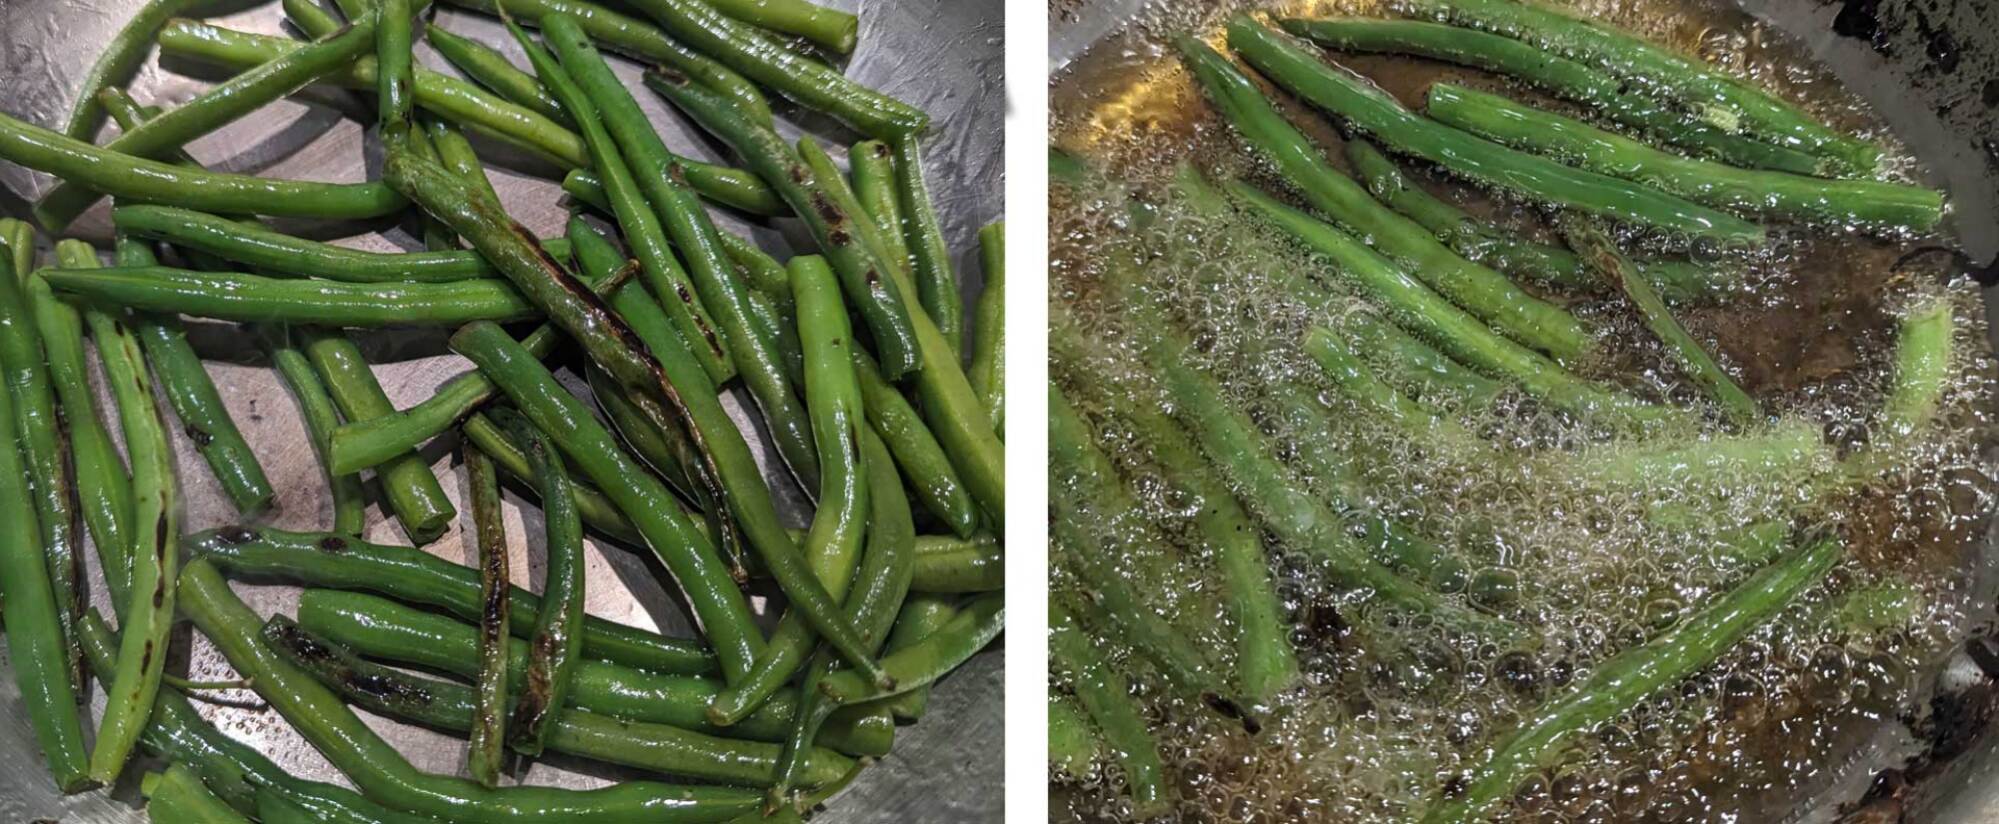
[299,327,457,545]
[813,592,1003,706]
[41,242,137,602]
[852,346,980,537]
[488,408,586,757]
[703,0,856,53]
[888,134,965,356]
[910,534,1002,593]
[144,762,254,823]
[423,116,503,207]
[1048,694,1099,782]
[262,616,854,786]
[970,221,1005,430]
[460,411,648,546]
[1561,216,1758,424]
[850,140,912,277]
[876,594,957,722]
[463,442,510,788]
[179,560,772,822]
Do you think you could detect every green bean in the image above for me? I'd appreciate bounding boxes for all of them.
[460,411,649,546]
[188,525,708,673]
[377,0,416,137]
[1053,316,1298,702]
[702,257,887,724]
[444,320,765,682]
[40,242,138,605]
[486,409,586,757]
[299,327,458,544]
[321,285,611,476]
[37,13,383,230]
[1564,418,1827,489]
[587,365,698,501]
[1283,18,1826,175]
[1176,37,1598,360]
[427,25,572,126]
[423,117,503,207]
[1048,693,1100,782]
[295,588,885,755]
[1428,84,1943,231]
[876,594,957,722]
[1228,181,1674,429]
[910,534,1002,594]
[1049,387,1239,698]
[87,248,180,786]
[1560,217,1758,423]
[970,222,1006,431]
[463,443,511,787]
[144,762,252,824]
[1222,20,1766,246]
[1397,0,1881,174]
[511,19,736,386]
[1304,325,1463,437]
[180,560,774,822]
[261,326,368,536]
[1343,140,1726,303]
[1120,303,1509,633]
[798,136,905,281]
[261,616,854,786]
[703,0,856,53]
[1052,602,1168,817]
[0,224,84,685]
[544,13,815,487]
[1420,536,1842,824]
[113,205,489,283]
[850,140,912,276]
[136,314,275,514]
[1882,294,1954,439]
[436,0,773,126]
[61,0,202,140]
[887,134,967,356]
[813,591,1002,706]
[0,237,90,794]
[563,165,786,236]
[648,70,924,378]
[621,0,926,138]
[43,266,536,327]
[1339,311,1505,410]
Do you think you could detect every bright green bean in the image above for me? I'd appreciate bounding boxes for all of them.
[1048,694,1099,782]
[1397,0,1881,173]
[1561,217,1758,424]
[545,13,815,487]
[427,25,571,126]
[136,315,275,515]
[38,13,383,230]
[849,349,980,537]
[1283,18,1826,175]
[144,762,251,823]
[86,248,180,785]
[970,221,1005,430]
[178,560,769,822]
[511,18,736,385]
[1222,19,1765,245]
[813,592,1003,706]
[263,326,368,536]
[299,327,457,544]
[41,242,137,604]
[850,140,912,276]
[1420,537,1843,824]
[445,320,765,682]
[621,0,927,137]
[888,134,966,355]
[61,0,204,140]
[44,266,535,327]
[648,69,924,379]
[1176,36,1598,359]
[876,594,956,722]
[112,205,516,283]
[910,534,1002,594]
[1882,294,1954,439]
[1427,84,1943,231]
[704,0,856,53]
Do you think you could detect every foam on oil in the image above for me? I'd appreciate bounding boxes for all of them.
[1049,2,1998,821]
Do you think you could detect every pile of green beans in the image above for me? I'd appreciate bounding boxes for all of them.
[0,0,1003,818]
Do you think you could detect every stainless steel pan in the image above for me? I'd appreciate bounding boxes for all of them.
[0,1,1003,820]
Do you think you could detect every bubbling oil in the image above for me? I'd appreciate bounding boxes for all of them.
[1049,2,1999,822]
